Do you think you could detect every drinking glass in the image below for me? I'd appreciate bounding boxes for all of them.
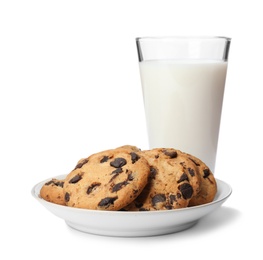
[136,36,231,172]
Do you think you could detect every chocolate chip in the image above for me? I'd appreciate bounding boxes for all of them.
[177,173,189,183]
[100,156,109,163]
[45,180,54,186]
[69,174,82,184]
[45,180,64,187]
[152,194,166,206]
[130,152,140,164]
[112,181,129,192]
[187,167,195,177]
[110,158,127,168]
[163,149,177,158]
[203,169,210,178]
[74,158,89,170]
[169,194,177,204]
[133,189,139,194]
[98,197,118,208]
[149,166,157,179]
[55,181,64,188]
[189,157,200,166]
[64,192,70,202]
[127,173,134,181]
[87,182,101,194]
[111,168,123,175]
[178,183,193,199]
[109,168,123,182]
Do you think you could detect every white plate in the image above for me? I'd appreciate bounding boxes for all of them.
[32,175,232,237]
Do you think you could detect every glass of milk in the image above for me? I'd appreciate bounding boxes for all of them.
[136,36,231,172]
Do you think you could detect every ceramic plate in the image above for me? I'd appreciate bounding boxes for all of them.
[32,175,232,237]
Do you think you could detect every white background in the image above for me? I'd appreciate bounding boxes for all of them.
[1,0,262,259]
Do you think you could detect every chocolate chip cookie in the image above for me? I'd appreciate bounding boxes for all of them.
[124,148,201,211]
[63,148,150,210]
[40,178,66,205]
[180,152,217,206]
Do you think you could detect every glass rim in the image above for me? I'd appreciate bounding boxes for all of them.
[136,36,231,42]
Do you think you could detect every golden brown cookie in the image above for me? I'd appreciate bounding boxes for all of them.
[40,178,65,205]
[124,148,201,211]
[63,148,150,210]
[180,152,217,206]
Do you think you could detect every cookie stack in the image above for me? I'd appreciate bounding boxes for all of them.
[40,145,217,211]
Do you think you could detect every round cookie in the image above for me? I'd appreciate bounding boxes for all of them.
[40,178,65,205]
[63,148,150,210]
[180,152,217,206]
[124,148,201,211]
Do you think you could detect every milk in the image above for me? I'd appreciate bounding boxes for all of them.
[139,60,228,171]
